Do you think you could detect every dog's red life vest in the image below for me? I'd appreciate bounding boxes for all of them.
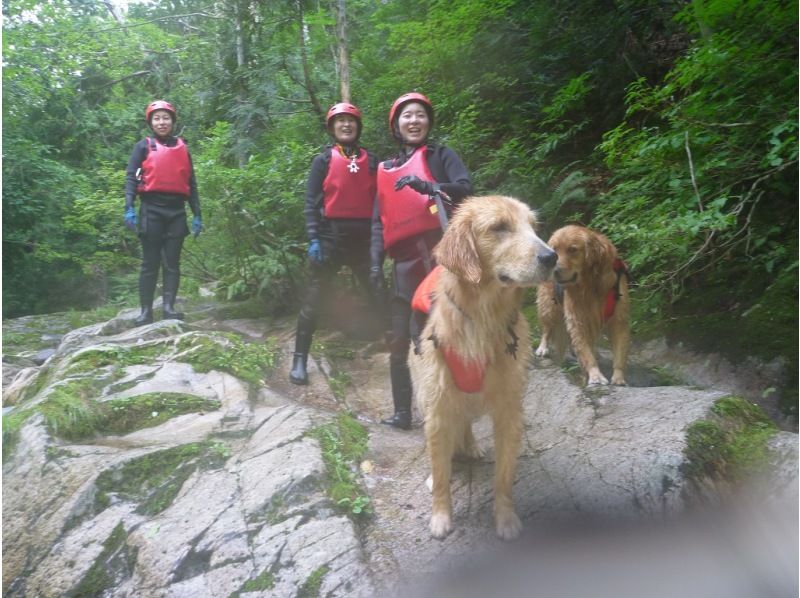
[602,258,629,321]
[137,137,191,196]
[377,146,441,249]
[412,265,488,394]
[322,148,376,219]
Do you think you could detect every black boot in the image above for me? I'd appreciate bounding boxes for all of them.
[134,306,154,326]
[162,294,184,320]
[161,245,184,320]
[289,329,313,385]
[381,361,412,430]
[289,353,309,385]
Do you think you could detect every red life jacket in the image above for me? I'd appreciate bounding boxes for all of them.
[137,137,191,196]
[412,265,488,394]
[377,146,441,250]
[322,147,376,219]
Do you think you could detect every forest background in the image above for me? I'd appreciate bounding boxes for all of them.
[3,0,797,414]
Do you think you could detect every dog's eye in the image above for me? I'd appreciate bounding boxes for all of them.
[490,221,510,234]
[567,245,579,254]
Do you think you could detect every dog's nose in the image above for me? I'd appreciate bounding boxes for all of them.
[538,249,557,268]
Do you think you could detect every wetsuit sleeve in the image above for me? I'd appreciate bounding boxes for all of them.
[187,151,201,218]
[304,151,329,241]
[431,145,472,203]
[367,150,380,174]
[370,193,385,270]
[124,140,148,210]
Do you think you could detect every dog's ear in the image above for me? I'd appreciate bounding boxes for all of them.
[435,213,482,284]
[585,231,616,272]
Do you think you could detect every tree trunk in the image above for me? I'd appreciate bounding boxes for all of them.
[334,0,350,103]
[297,0,324,121]
[235,0,248,167]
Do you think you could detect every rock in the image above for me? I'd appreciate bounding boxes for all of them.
[32,348,55,365]
[2,307,796,597]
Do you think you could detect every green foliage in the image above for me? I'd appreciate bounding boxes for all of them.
[596,0,797,311]
[190,121,312,307]
[310,413,371,519]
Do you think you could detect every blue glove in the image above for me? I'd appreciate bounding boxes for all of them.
[395,175,439,196]
[124,207,137,232]
[308,239,323,264]
[192,215,203,238]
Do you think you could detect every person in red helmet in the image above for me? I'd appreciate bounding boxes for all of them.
[289,102,379,385]
[124,100,202,326]
[371,92,472,429]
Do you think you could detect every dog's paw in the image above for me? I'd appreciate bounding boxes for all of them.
[430,512,453,539]
[587,369,609,385]
[495,509,522,541]
[534,344,550,358]
[611,371,627,385]
[456,441,485,461]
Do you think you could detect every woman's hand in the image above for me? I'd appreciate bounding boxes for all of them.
[307,239,323,264]
[124,207,137,231]
[192,215,203,238]
[394,175,439,196]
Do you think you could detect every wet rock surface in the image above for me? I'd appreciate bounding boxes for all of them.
[2,302,797,596]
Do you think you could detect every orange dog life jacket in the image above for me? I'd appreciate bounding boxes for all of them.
[412,266,488,394]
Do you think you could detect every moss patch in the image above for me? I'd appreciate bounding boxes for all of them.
[297,566,329,598]
[177,333,280,386]
[310,412,371,519]
[230,568,276,597]
[2,407,36,461]
[682,396,778,485]
[64,344,165,375]
[68,522,137,598]
[103,393,220,435]
[5,380,219,459]
[92,441,229,518]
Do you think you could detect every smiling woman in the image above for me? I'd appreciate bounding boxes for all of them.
[370,91,473,430]
[124,100,203,326]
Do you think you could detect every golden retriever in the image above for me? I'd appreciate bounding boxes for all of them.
[408,195,556,540]
[535,224,630,385]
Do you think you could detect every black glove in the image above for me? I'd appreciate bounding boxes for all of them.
[369,266,385,293]
[395,175,439,197]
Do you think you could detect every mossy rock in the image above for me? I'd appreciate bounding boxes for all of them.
[68,523,138,598]
[176,332,280,386]
[682,395,778,489]
[89,441,230,520]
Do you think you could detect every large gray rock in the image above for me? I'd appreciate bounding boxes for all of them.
[3,310,796,597]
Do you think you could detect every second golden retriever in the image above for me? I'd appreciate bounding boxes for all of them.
[409,195,556,540]
[535,224,630,385]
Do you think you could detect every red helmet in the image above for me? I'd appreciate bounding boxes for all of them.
[388,92,433,133]
[326,102,362,137]
[326,102,362,126]
[145,100,177,123]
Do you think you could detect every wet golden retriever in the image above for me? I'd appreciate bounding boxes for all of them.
[409,195,556,540]
[535,224,630,385]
